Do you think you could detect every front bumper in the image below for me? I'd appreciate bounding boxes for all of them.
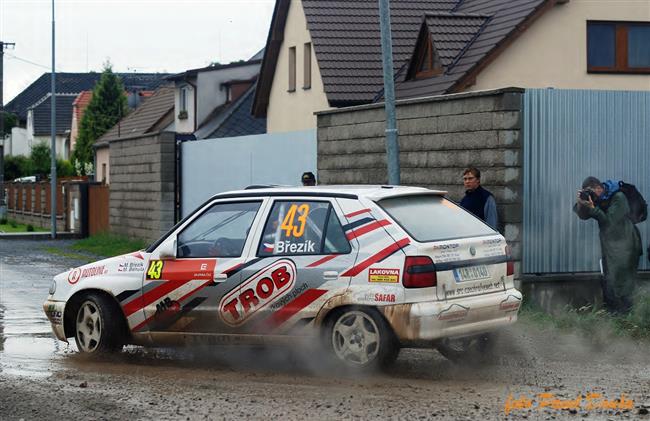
[380,288,522,343]
[43,299,68,342]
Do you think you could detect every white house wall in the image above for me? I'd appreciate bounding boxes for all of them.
[33,136,68,160]
[96,147,110,184]
[267,0,330,133]
[174,84,196,134]
[195,63,260,126]
[6,127,29,157]
[472,1,650,92]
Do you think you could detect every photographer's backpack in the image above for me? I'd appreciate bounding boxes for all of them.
[618,181,648,224]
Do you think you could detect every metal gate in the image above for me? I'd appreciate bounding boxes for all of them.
[180,130,317,218]
[523,89,650,274]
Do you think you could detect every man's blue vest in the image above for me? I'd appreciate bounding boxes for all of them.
[460,185,492,220]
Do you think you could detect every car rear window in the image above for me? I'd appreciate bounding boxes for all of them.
[378,195,496,242]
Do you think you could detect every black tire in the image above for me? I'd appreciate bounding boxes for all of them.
[436,332,496,364]
[325,307,399,371]
[74,293,125,355]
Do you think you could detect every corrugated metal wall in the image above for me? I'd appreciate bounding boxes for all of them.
[523,89,650,274]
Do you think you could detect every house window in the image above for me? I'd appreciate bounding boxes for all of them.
[288,46,296,92]
[414,36,442,79]
[303,43,312,89]
[101,163,107,184]
[180,87,188,112]
[587,21,650,73]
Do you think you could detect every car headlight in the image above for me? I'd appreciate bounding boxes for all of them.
[49,280,57,295]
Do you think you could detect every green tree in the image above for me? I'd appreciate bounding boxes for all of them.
[30,142,51,177]
[72,63,128,173]
[3,155,32,181]
[1,112,17,136]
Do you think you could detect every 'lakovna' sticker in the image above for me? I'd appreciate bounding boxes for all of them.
[368,268,400,283]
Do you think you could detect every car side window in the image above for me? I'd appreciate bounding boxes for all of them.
[177,201,261,258]
[258,200,350,257]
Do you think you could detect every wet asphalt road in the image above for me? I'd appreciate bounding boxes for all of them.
[1,239,650,420]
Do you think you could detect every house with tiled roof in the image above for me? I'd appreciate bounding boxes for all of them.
[3,72,169,159]
[252,0,650,133]
[94,84,175,184]
[166,58,264,137]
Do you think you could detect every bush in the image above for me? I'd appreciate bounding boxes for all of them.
[0,217,7,225]
[3,155,33,181]
[56,159,75,177]
[31,143,51,177]
[26,224,34,232]
[9,220,17,228]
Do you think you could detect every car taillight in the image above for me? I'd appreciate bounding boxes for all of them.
[505,244,514,276]
[403,256,437,288]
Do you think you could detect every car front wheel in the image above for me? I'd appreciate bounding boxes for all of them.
[327,308,398,371]
[74,293,124,354]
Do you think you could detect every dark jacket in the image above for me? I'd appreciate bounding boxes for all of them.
[574,191,642,310]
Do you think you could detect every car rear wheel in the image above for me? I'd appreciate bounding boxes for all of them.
[436,333,495,364]
[327,308,398,371]
[74,293,124,354]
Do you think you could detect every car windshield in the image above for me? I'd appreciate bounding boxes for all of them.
[378,195,496,242]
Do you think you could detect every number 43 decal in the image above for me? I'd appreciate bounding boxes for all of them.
[281,204,310,237]
[146,260,164,280]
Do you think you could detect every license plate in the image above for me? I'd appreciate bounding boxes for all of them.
[453,265,490,282]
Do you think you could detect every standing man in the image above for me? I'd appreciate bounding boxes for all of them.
[574,176,642,314]
[301,171,316,186]
[460,167,498,230]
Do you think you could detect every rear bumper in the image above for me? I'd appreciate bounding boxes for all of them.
[43,299,68,342]
[380,288,522,343]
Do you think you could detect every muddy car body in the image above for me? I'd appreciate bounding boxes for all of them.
[44,185,522,369]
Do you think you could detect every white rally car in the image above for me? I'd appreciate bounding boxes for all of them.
[44,186,521,370]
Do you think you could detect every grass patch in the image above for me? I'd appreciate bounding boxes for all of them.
[0,219,48,233]
[43,246,96,263]
[521,294,650,341]
[71,232,148,258]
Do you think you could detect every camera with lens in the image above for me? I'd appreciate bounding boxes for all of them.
[579,189,596,202]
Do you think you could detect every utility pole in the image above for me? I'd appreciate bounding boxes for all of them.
[378,0,400,185]
[50,0,57,238]
[0,41,16,219]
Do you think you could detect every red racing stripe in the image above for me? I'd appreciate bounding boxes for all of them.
[307,254,337,268]
[341,238,411,277]
[345,208,371,218]
[131,279,213,332]
[346,219,391,240]
[262,289,327,330]
[123,279,190,317]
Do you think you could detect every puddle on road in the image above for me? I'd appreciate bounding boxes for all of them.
[0,263,78,378]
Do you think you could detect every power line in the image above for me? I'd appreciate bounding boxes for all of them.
[6,53,50,70]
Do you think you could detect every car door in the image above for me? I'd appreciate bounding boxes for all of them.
[140,199,267,334]
[223,197,356,335]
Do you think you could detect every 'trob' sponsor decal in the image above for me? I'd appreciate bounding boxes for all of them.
[219,259,296,326]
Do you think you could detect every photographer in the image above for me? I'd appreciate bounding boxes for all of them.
[574,176,642,314]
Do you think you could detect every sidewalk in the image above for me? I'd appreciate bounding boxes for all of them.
[0,231,78,240]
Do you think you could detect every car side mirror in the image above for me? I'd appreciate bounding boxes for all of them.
[158,237,177,260]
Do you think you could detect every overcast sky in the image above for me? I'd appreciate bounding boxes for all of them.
[0,0,275,103]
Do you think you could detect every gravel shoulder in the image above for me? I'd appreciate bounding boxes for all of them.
[1,240,649,420]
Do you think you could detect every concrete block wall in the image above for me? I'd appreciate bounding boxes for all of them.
[109,131,176,242]
[317,88,525,276]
